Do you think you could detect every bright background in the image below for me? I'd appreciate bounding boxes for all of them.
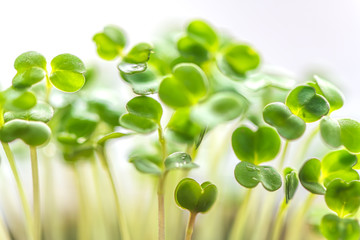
[1,0,359,118]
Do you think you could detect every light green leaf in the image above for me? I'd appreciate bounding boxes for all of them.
[263,102,306,140]
[2,87,37,111]
[231,126,281,164]
[191,91,248,128]
[50,54,86,92]
[313,75,344,112]
[339,119,360,153]
[4,102,53,123]
[320,214,360,240]
[93,25,126,60]
[320,116,342,148]
[164,152,198,171]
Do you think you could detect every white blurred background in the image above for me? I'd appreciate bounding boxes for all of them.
[1,0,359,117]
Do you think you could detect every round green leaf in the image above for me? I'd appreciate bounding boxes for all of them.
[339,119,360,153]
[175,178,217,213]
[285,85,330,123]
[325,179,360,217]
[231,126,281,164]
[50,54,86,92]
[313,75,344,112]
[190,91,248,128]
[164,152,198,171]
[13,67,46,89]
[218,44,260,78]
[124,43,152,63]
[177,36,210,63]
[320,214,360,240]
[159,63,208,108]
[0,119,51,146]
[119,113,158,134]
[320,116,342,148]
[263,102,306,140]
[4,102,54,123]
[299,158,326,195]
[93,25,126,60]
[284,168,299,204]
[321,150,359,187]
[234,161,282,191]
[126,96,162,123]
[120,66,159,95]
[2,87,37,111]
[186,20,218,49]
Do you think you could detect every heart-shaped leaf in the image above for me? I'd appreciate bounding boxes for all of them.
[0,119,51,146]
[263,102,306,140]
[50,54,86,92]
[120,96,162,134]
[1,87,37,111]
[311,75,344,112]
[186,20,218,50]
[4,102,54,123]
[124,43,152,64]
[164,152,198,171]
[217,44,260,79]
[175,178,217,213]
[190,91,248,128]
[285,85,329,123]
[234,161,282,191]
[159,63,208,108]
[325,179,360,217]
[320,214,360,240]
[167,108,203,144]
[93,25,126,60]
[12,51,47,88]
[284,167,299,203]
[299,151,359,195]
[177,36,210,63]
[120,66,160,95]
[231,125,281,164]
[320,117,360,153]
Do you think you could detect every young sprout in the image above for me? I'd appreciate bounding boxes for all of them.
[12,51,86,102]
[93,25,127,60]
[174,178,217,240]
[158,63,208,108]
[320,179,360,240]
[320,117,360,153]
[263,102,306,140]
[177,20,219,63]
[299,150,359,195]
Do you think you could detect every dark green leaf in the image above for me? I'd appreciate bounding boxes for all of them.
[234,161,282,191]
[286,85,329,123]
[299,158,326,195]
[175,178,217,213]
[313,75,344,112]
[120,113,158,134]
[284,167,299,203]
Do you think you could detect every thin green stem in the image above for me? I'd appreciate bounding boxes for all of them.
[74,164,88,240]
[286,194,315,240]
[271,199,288,240]
[185,212,197,240]
[96,146,130,240]
[296,126,320,165]
[30,147,41,240]
[45,74,52,104]
[279,140,290,170]
[1,142,34,240]
[157,125,167,240]
[229,189,252,240]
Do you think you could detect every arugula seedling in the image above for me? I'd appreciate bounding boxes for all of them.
[320,214,359,240]
[299,150,359,195]
[174,178,217,240]
[93,25,126,60]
